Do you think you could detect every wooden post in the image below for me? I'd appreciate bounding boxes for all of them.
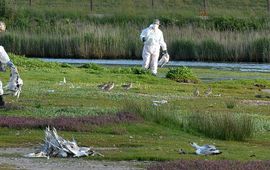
[29,0,32,6]
[151,0,154,8]
[90,0,93,12]
[203,0,207,14]
[268,0,270,14]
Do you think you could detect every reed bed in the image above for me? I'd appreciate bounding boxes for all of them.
[2,0,270,61]
[2,24,270,62]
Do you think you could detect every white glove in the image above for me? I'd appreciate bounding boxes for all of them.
[158,53,170,67]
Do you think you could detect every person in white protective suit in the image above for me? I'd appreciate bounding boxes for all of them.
[0,21,23,106]
[140,19,169,75]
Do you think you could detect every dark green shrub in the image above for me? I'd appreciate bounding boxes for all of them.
[226,100,236,109]
[210,17,264,31]
[166,66,199,83]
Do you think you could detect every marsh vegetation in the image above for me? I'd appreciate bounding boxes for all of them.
[0,55,269,161]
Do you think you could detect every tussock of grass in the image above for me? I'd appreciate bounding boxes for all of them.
[122,99,255,141]
[185,112,254,141]
[121,100,181,129]
[166,67,199,83]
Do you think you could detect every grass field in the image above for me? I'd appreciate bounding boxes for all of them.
[0,54,269,163]
[5,0,270,17]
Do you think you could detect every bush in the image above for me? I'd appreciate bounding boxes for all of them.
[185,112,254,141]
[166,66,199,83]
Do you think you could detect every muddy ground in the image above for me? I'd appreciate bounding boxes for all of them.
[0,148,148,170]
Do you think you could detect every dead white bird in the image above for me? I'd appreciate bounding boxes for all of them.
[152,100,168,106]
[193,88,200,97]
[190,142,221,155]
[204,87,212,97]
[5,67,23,99]
[158,53,170,67]
[25,127,103,158]
[59,77,66,85]
[213,94,222,97]
[122,83,132,90]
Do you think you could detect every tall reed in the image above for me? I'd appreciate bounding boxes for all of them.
[2,23,270,62]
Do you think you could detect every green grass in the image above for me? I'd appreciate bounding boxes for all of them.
[0,54,269,161]
[4,0,270,17]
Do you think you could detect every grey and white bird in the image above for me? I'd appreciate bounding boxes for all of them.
[122,83,132,90]
[178,148,186,154]
[204,87,212,97]
[102,82,114,91]
[193,88,200,97]
[190,142,221,155]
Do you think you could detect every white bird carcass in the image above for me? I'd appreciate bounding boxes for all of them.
[190,142,222,155]
[158,53,170,67]
[25,127,103,158]
[152,100,168,106]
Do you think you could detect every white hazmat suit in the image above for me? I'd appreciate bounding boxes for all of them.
[0,21,23,101]
[140,21,167,75]
[0,46,23,97]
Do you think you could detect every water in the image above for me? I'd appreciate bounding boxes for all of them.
[40,58,270,73]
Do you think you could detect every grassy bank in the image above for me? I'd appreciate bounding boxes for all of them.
[0,54,269,161]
